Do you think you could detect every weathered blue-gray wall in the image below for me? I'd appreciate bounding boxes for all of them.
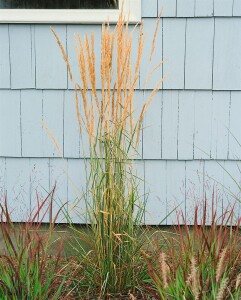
[1,0,241,224]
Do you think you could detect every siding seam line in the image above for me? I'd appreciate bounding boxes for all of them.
[165,160,167,225]
[193,92,195,159]
[211,18,215,90]
[142,90,144,160]
[160,91,163,159]
[184,161,186,220]
[227,91,231,160]
[183,18,187,90]
[29,158,31,217]
[8,25,12,89]
[34,25,37,89]
[143,160,146,224]
[48,158,51,223]
[66,25,69,89]
[20,90,23,157]
[41,90,44,157]
[162,17,164,89]
[177,91,180,160]
[63,91,65,158]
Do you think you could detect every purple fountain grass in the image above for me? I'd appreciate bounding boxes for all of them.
[0,186,68,299]
[146,194,241,300]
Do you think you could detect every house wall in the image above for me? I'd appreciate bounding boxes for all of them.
[1,0,241,224]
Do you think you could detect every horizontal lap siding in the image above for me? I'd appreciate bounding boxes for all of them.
[0,26,10,88]
[185,160,204,224]
[204,160,224,224]
[223,160,241,223]
[0,8,241,225]
[2,158,238,225]
[177,0,195,17]
[178,91,195,160]
[233,0,241,16]
[67,159,87,223]
[29,158,50,223]
[162,91,179,159]
[0,89,238,160]
[143,91,162,159]
[211,92,230,160]
[214,0,233,17]
[1,158,144,224]
[163,18,186,89]
[145,160,167,224]
[0,158,6,200]
[35,25,67,89]
[140,18,163,89]
[64,91,81,158]
[42,91,64,157]
[9,25,35,89]
[185,18,214,89]
[213,18,241,90]
[142,0,157,17]
[49,158,68,223]
[1,19,241,91]
[21,90,43,157]
[229,92,241,160]
[193,92,212,159]
[158,0,176,17]
[0,90,21,157]
[145,1,241,17]
[0,89,228,161]
[143,90,232,161]
[6,158,31,222]
[195,0,213,17]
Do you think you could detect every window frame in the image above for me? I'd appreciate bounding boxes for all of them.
[0,0,141,23]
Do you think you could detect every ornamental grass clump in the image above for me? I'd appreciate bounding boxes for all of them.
[52,9,164,298]
[146,195,241,300]
[0,189,67,300]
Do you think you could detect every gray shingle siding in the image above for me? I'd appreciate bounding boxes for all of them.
[0,0,241,224]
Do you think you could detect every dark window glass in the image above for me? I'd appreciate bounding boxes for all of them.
[0,0,118,9]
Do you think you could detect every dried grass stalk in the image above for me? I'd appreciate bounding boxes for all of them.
[52,11,163,150]
[216,247,227,283]
[159,252,169,289]
[186,257,199,300]
[216,278,229,300]
[52,8,164,298]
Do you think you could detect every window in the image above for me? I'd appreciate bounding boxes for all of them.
[0,0,118,9]
[0,0,141,23]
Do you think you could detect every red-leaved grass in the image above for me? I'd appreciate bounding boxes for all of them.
[146,193,241,300]
[0,187,67,299]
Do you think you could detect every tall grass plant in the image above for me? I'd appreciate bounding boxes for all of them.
[52,9,164,298]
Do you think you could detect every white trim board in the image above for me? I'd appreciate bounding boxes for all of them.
[0,0,141,24]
